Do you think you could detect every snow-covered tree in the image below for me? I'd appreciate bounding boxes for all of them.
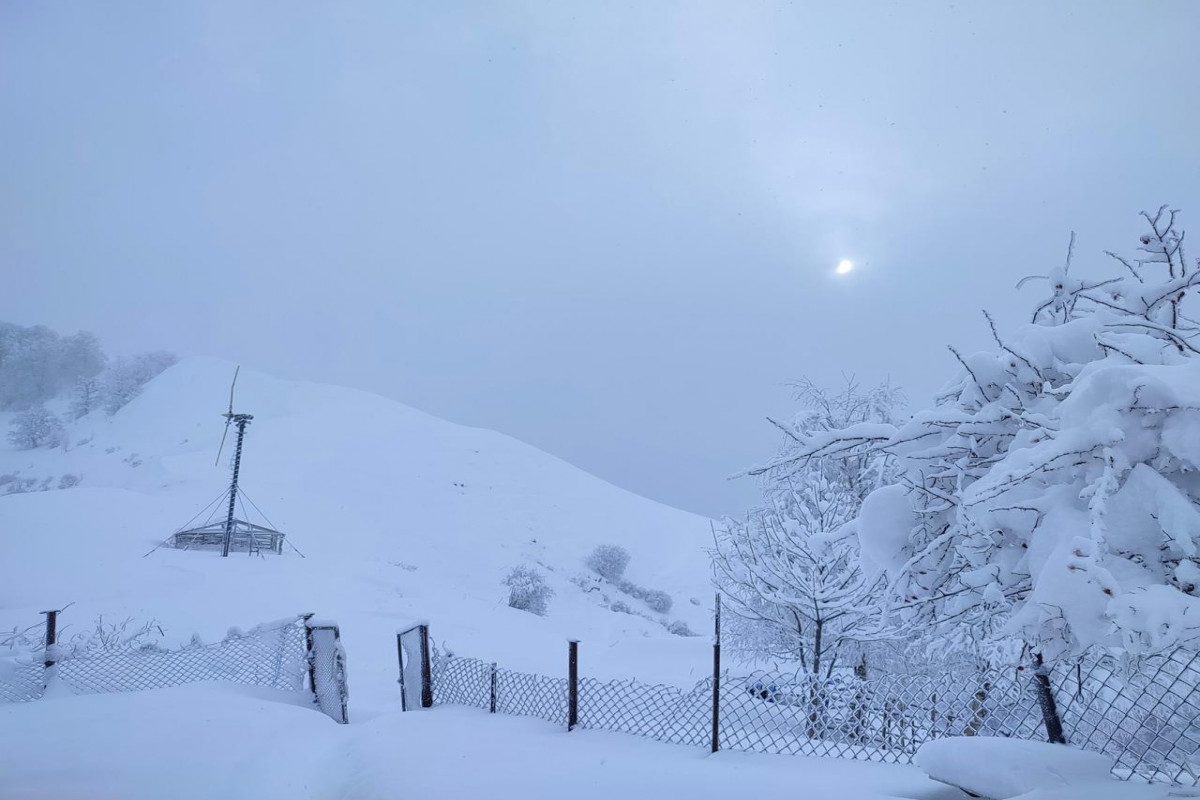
[0,323,60,409]
[7,406,65,450]
[761,208,1200,662]
[715,379,901,674]
[0,323,107,410]
[102,351,178,414]
[56,332,106,389]
[69,376,103,419]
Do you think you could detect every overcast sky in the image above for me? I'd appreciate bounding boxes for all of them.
[3,1,1198,517]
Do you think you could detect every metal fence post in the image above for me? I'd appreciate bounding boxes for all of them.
[419,624,433,709]
[41,609,60,691]
[489,662,498,714]
[568,640,579,731]
[302,613,317,696]
[1033,654,1067,744]
[711,594,721,753]
[41,609,59,670]
[396,633,408,711]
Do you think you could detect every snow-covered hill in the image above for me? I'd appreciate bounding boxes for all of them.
[0,358,717,708]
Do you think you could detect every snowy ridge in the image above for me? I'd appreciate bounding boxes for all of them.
[0,357,717,707]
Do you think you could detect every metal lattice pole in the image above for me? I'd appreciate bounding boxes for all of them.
[221,415,251,558]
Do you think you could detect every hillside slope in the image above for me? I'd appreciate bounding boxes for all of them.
[0,358,718,706]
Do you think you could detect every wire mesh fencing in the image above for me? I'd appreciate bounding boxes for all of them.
[0,609,349,724]
[419,632,1200,786]
[307,621,350,724]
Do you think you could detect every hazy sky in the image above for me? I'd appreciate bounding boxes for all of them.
[3,2,1199,517]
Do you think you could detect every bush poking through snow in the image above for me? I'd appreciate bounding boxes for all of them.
[61,616,166,657]
[504,565,554,616]
[585,544,631,581]
[617,579,645,600]
[57,474,81,489]
[644,590,673,614]
[667,621,694,637]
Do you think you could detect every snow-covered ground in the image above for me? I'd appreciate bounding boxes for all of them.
[1,357,719,699]
[0,683,963,800]
[1,359,1190,800]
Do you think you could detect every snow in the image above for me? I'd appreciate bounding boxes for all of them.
[916,737,1115,799]
[0,683,961,800]
[3,356,1196,798]
[0,357,718,694]
[854,483,912,577]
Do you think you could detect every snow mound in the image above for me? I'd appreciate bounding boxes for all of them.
[1016,782,1200,800]
[915,737,1114,799]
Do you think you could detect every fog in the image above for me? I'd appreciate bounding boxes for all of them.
[3,1,1198,516]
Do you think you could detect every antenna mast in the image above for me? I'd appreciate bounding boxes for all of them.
[163,366,289,558]
[220,412,254,558]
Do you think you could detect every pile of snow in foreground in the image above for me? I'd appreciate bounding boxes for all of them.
[2,685,1195,800]
[0,684,958,800]
[915,737,1197,800]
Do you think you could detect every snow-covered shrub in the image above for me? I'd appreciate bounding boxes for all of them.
[57,474,81,489]
[610,600,632,614]
[617,579,647,600]
[3,477,36,495]
[759,208,1200,660]
[667,620,694,637]
[504,565,554,616]
[611,576,674,614]
[586,544,631,581]
[644,590,673,614]
[6,407,64,449]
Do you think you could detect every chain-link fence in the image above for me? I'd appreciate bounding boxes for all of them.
[1,610,349,724]
[418,633,1200,786]
[307,620,350,724]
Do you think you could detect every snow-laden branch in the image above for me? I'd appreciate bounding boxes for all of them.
[769,211,1200,662]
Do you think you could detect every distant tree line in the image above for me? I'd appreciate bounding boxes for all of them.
[2,321,177,449]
